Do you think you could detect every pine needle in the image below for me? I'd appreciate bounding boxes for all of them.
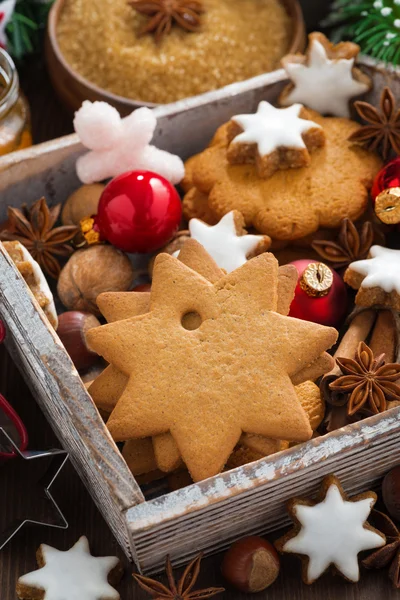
[324,0,400,67]
[5,0,54,61]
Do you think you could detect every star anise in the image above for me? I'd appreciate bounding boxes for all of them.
[329,341,400,417]
[363,510,400,588]
[133,553,224,599]
[349,86,400,160]
[0,197,77,279]
[312,218,374,269]
[129,0,204,43]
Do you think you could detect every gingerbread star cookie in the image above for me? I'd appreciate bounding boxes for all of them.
[275,475,385,584]
[87,250,337,481]
[182,109,382,241]
[280,32,371,118]
[89,242,328,476]
[344,246,400,311]
[16,536,123,600]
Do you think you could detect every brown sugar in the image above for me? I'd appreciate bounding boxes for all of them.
[56,0,292,104]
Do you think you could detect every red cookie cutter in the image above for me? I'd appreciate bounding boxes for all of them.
[0,320,29,459]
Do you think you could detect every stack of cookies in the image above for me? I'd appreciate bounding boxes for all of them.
[87,240,337,483]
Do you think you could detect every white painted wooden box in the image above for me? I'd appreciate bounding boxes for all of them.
[0,61,399,574]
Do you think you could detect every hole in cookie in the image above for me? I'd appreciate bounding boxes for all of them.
[181,311,202,331]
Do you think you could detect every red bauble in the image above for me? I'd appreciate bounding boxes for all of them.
[95,170,182,253]
[371,157,400,201]
[288,259,347,328]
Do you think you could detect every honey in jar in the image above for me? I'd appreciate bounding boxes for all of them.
[0,48,31,156]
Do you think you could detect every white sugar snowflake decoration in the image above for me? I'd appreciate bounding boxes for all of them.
[281,39,370,118]
[74,101,184,185]
[277,477,385,583]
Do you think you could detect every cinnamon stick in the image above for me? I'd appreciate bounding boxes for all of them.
[323,308,400,432]
[320,309,376,404]
[369,310,397,362]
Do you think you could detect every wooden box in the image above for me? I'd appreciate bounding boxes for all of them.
[0,61,399,574]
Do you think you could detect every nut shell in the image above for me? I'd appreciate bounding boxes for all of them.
[57,245,134,315]
[221,536,280,592]
[383,466,400,521]
[61,184,105,226]
[57,311,101,371]
[148,230,190,277]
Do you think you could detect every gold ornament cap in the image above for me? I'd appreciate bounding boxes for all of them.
[299,262,333,298]
[375,187,400,225]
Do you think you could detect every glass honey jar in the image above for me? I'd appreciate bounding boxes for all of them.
[0,48,32,156]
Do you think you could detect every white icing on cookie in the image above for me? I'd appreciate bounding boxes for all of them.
[183,211,267,273]
[231,102,321,156]
[282,39,369,118]
[18,536,120,600]
[18,243,58,329]
[283,483,384,582]
[349,245,400,294]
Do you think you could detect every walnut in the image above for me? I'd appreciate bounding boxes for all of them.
[61,184,105,226]
[58,245,134,314]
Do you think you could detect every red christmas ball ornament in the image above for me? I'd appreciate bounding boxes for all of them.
[94,170,182,253]
[288,260,347,328]
[371,157,400,201]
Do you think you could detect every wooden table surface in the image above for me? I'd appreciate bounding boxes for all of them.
[1,33,400,598]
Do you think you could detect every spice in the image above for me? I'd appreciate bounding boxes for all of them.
[57,0,292,104]
[134,553,224,599]
[329,341,400,416]
[312,218,374,270]
[362,510,400,589]
[0,197,77,280]
[349,87,400,160]
[129,0,204,43]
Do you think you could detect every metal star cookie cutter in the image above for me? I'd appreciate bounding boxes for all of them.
[0,427,69,550]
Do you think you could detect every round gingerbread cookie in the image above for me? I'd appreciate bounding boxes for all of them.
[183,109,382,241]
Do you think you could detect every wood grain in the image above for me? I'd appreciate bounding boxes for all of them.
[2,345,400,600]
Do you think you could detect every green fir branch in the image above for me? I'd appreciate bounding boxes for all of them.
[324,0,400,67]
[4,0,54,61]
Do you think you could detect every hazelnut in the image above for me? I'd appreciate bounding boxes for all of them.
[57,245,134,315]
[61,184,105,226]
[148,230,190,276]
[221,536,280,593]
[132,283,151,292]
[383,466,400,521]
[57,311,101,372]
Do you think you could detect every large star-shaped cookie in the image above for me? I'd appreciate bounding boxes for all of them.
[183,111,382,241]
[89,242,329,475]
[87,251,337,481]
